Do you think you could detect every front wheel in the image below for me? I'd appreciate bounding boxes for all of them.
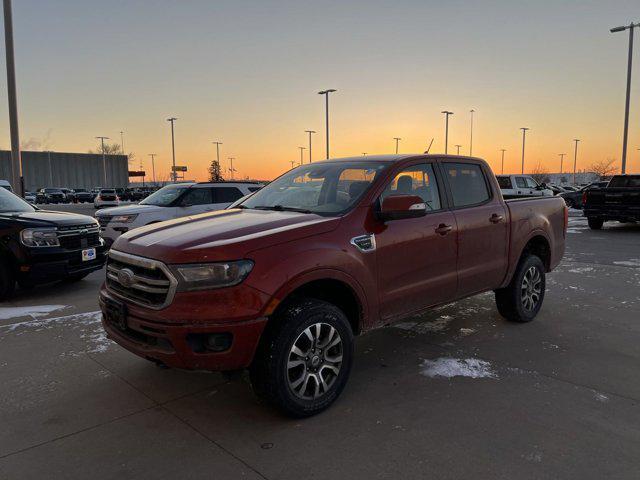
[495,254,546,323]
[0,263,16,301]
[250,298,354,417]
[588,217,604,230]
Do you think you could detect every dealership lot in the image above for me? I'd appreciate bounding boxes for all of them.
[1,210,639,479]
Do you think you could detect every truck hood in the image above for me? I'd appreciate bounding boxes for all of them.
[113,208,341,263]
[96,204,164,216]
[0,210,97,227]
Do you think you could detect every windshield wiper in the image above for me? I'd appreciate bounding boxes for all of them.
[253,205,313,214]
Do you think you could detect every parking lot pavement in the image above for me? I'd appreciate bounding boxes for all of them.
[1,214,639,479]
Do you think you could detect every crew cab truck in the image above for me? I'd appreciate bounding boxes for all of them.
[583,175,640,229]
[0,187,106,300]
[99,155,567,417]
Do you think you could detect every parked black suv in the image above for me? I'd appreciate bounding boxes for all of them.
[0,188,107,300]
[36,188,65,204]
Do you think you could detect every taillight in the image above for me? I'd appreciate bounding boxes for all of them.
[582,191,587,206]
[97,195,102,201]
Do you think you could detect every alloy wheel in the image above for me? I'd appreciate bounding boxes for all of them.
[521,266,542,312]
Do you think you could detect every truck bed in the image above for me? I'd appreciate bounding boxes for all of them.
[583,187,640,222]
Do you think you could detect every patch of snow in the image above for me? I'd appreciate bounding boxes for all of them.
[0,305,68,320]
[613,259,640,267]
[523,451,543,463]
[567,266,594,273]
[459,328,476,336]
[594,392,609,403]
[420,357,497,379]
[394,315,453,334]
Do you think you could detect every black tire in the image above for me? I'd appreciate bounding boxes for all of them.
[495,254,545,323]
[0,263,16,301]
[588,217,604,230]
[564,198,575,209]
[250,298,354,417]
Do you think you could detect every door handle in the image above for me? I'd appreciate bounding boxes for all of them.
[490,214,504,223]
[435,224,453,235]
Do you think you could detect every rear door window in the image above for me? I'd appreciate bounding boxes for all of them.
[515,177,527,188]
[213,187,244,203]
[443,163,491,207]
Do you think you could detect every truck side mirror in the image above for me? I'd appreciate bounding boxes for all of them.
[379,194,426,221]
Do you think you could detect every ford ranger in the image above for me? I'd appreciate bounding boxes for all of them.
[99,155,567,417]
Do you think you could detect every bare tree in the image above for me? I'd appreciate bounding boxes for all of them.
[89,141,135,165]
[589,158,617,179]
[530,163,550,184]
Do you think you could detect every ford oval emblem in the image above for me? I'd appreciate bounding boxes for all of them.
[117,268,135,288]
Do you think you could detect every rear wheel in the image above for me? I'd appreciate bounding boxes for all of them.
[250,298,354,417]
[588,217,604,230]
[0,263,16,301]
[495,254,545,323]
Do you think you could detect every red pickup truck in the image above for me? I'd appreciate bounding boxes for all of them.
[100,155,567,416]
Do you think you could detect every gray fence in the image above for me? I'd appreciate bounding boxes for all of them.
[0,150,129,191]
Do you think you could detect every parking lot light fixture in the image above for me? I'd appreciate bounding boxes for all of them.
[228,157,236,180]
[573,139,580,184]
[455,144,462,155]
[469,109,475,156]
[500,149,506,174]
[318,89,337,159]
[305,130,315,163]
[298,146,306,166]
[95,136,109,186]
[393,137,401,154]
[558,153,566,174]
[148,153,156,184]
[441,111,453,154]
[167,117,177,181]
[610,22,639,174]
[520,128,530,174]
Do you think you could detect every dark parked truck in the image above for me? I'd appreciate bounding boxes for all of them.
[99,155,567,416]
[0,188,107,299]
[583,175,640,229]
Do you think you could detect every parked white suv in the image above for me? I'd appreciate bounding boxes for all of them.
[94,188,120,209]
[496,175,553,198]
[95,182,263,247]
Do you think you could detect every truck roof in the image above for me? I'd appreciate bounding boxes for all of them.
[318,154,485,163]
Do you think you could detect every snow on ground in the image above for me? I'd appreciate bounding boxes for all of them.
[0,310,112,356]
[394,315,453,334]
[0,305,68,320]
[420,357,497,379]
[613,259,640,267]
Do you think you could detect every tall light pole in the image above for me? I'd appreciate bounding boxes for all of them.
[573,139,580,185]
[318,89,336,159]
[167,117,177,181]
[298,146,306,166]
[212,141,222,179]
[393,137,401,154]
[520,127,530,174]
[148,153,156,185]
[500,149,506,174]
[455,144,462,155]
[228,157,236,180]
[96,136,109,186]
[558,153,566,174]
[441,111,453,154]
[289,160,297,170]
[362,152,368,156]
[305,130,315,163]
[469,109,475,156]
[610,22,639,174]
[3,0,22,195]
[120,131,125,155]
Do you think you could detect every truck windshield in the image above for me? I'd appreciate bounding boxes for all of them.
[240,161,390,215]
[140,184,191,206]
[0,187,35,213]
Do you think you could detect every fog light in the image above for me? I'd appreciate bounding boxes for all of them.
[205,333,232,352]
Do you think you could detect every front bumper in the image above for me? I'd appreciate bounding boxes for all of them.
[99,287,269,371]
[18,244,107,283]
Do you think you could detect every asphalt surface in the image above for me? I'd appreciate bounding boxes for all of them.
[1,208,639,479]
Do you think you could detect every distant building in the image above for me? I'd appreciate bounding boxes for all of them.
[543,172,600,185]
[0,150,129,191]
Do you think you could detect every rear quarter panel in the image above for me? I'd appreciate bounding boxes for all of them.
[501,196,566,288]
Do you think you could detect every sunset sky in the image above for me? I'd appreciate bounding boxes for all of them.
[1,0,639,181]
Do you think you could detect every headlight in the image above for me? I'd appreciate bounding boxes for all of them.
[20,228,60,247]
[111,214,138,223]
[171,260,254,291]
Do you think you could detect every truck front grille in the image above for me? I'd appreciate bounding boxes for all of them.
[57,224,101,250]
[106,250,177,309]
